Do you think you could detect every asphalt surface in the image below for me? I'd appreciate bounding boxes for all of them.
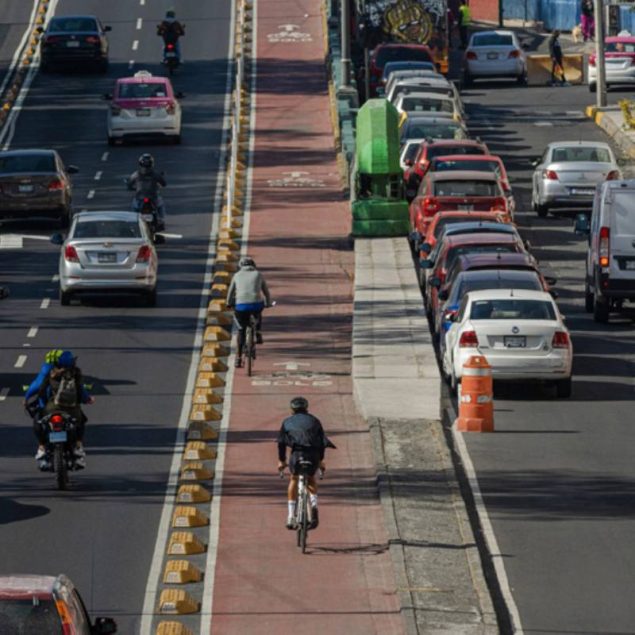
[452,79,635,633]
[0,0,230,631]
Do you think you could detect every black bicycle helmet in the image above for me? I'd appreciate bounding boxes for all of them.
[166,9,176,18]
[290,396,308,412]
[138,153,154,169]
[239,256,256,268]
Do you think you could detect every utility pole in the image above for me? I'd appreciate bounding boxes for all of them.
[341,0,351,87]
[593,0,607,107]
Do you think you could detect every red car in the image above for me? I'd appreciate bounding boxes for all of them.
[422,232,528,317]
[409,170,508,237]
[403,138,489,191]
[369,43,434,96]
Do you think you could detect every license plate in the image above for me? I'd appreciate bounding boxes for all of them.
[18,184,33,193]
[66,40,80,48]
[625,260,635,270]
[98,252,116,263]
[142,213,154,222]
[504,336,526,348]
[136,108,151,117]
[165,51,177,58]
[458,204,473,211]
[49,431,67,443]
[487,52,498,59]
[571,188,594,195]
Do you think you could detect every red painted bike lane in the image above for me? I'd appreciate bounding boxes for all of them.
[208,1,404,634]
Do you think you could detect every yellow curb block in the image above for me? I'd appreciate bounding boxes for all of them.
[205,314,232,328]
[201,343,230,357]
[210,283,229,298]
[177,483,212,504]
[212,270,234,284]
[207,299,229,313]
[216,250,239,263]
[2,103,11,111]
[192,389,223,405]
[158,589,200,614]
[180,461,215,481]
[218,228,241,240]
[187,421,219,441]
[172,505,210,528]
[156,621,194,635]
[203,325,231,342]
[190,404,223,422]
[168,532,206,555]
[218,238,240,251]
[163,560,204,584]
[198,356,228,372]
[195,372,226,388]
[184,440,217,461]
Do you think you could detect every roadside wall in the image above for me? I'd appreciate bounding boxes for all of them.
[471,0,500,23]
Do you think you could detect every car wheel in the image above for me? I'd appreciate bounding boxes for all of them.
[584,281,594,313]
[59,209,71,229]
[60,289,71,306]
[172,134,181,145]
[517,72,528,85]
[536,202,549,218]
[589,82,597,93]
[593,294,609,323]
[555,378,572,399]
[463,71,472,87]
[145,288,157,307]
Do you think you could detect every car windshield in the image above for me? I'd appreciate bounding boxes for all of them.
[473,33,514,47]
[0,598,62,634]
[605,41,635,53]
[550,146,611,163]
[434,159,501,176]
[434,180,498,196]
[404,122,463,140]
[74,220,142,239]
[457,277,541,300]
[0,155,56,173]
[375,47,432,66]
[470,299,556,320]
[48,17,98,32]
[401,97,453,113]
[118,82,168,99]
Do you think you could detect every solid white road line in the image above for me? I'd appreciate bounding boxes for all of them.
[138,2,237,631]
[136,18,143,29]
[132,40,139,51]
[0,387,9,402]
[140,0,146,5]
[27,327,38,338]
[15,355,27,368]
[40,298,50,309]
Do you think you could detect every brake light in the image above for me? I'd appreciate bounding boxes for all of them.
[552,331,570,348]
[165,101,175,115]
[459,330,478,347]
[422,196,439,216]
[489,197,507,211]
[44,35,62,45]
[599,226,610,268]
[606,170,620,180]
[136,245,152,262]
[542,169,558,180]
[167,43,175,50]
[64,245,79,262]
[110,104,121,116]
[48,179,63,191]
[55,600,73,635]
[466,51,477,60]
[85,36,100,44]
[508,49,520,58]
[50,414,64,431]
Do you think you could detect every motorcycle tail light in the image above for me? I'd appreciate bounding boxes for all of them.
[50,414,64,431]
[167,43,175,50]
[143,197,150,204]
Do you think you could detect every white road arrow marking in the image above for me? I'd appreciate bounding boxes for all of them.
[273,361,311,371]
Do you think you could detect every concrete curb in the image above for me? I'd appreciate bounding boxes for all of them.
[586,105,635,159]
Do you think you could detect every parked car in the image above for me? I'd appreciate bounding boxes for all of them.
[400,115,469,146]
[393,91,461,122]
[40,15,111,73]
[409,171,508,237]
[575,179,635,322]
[369,43,434,95]
[0,149,78,227]
[442,289,573,397]
[52,210,159,306]
[381,60,437,86]
[531,141,620,217]
[463,30,527,86]
[105,70,182,145]
[588,35,635,92]
[386,77,460,106]
[0,574,117,634]
[384,68,442,98]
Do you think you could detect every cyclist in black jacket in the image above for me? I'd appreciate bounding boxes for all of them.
[277,396,335,530]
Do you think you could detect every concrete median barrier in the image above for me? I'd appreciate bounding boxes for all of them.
[527,53,584,85]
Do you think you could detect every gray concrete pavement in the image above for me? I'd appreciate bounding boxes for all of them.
[587,105,635,159]
[353,238,498,634]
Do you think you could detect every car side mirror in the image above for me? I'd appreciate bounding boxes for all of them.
[530,158,540,167]
[438,289,449,301]
[102,93,113,101]
[574,213,591,236]
[545,275,558,286]
[521,42,530,50]
[549,289,559,299]
[419,258,433,269]
[92,617,117,634]
[523,239,531,250]
[50,233,64,245]
[420,242,432,254]
[104,26,112,32]
[67,165,79,174]
[404,158,413,167]
[429,276,441,288]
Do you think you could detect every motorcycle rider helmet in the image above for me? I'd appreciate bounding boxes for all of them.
[57,351,76,369]
[138,153,154,169]
[166,9,176,18]
[290,396,309,413]
[239,256,256,268]
[45,349,64,365]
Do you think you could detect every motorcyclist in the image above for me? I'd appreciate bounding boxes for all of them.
[226,256,272,368]
[127,153,167,230]
[157,9,185,61]
[24,349,65,416]
[35,351,94,469]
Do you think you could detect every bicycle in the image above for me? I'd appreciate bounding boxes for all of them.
[280,461,324,554]
[235,302,275,376]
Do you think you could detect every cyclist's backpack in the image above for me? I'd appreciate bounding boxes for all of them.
[53,369,78,408]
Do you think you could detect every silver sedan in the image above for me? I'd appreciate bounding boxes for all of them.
[52,211,158,306]
[531,141,620,217]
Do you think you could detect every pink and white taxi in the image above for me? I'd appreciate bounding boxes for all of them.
[106,70,182,144]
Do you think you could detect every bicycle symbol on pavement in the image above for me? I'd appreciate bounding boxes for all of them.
[267,171,326,188]
[267,24,313,43]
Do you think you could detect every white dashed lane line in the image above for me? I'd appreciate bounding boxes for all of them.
[40,298,50,309]
[87,190,95,199]
[132,40,139,51]
[129,60,135,69]
[94,171,102,181]
[15,355,27,368]
[51,274,59,282]
[140,0,145,5]
[27,327,38,338]
[136,18,143,29]
[101,152,109,162]
[0,387,9,402]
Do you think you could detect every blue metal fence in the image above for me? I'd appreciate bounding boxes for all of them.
[502,0,581,30]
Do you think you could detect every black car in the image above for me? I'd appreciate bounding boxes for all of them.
[40,15,111,73]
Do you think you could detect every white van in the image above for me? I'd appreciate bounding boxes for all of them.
[575,179,635,322]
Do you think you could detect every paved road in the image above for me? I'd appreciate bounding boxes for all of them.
[453,81,635,633]
[0,0,230,630]
[0,0,38,91]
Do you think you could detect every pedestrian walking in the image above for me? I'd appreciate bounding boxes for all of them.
[548,30,568,85]
[581,0,595,42]
[458,0,471,50]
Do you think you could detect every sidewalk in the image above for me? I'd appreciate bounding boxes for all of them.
[586,105,635,159]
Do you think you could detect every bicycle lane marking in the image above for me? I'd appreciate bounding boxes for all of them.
[205,0,405,633]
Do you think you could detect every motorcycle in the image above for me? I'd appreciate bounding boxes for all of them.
[162,41,181,76]
[124,178,166,244]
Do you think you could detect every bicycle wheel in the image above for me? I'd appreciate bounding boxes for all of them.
[245,326,254,376]
[299,484,309,553]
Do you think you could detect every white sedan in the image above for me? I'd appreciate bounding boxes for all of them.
[442,289,573,398]
[463,30,527,86]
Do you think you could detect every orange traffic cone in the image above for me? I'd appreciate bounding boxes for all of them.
[455,355,494,432]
